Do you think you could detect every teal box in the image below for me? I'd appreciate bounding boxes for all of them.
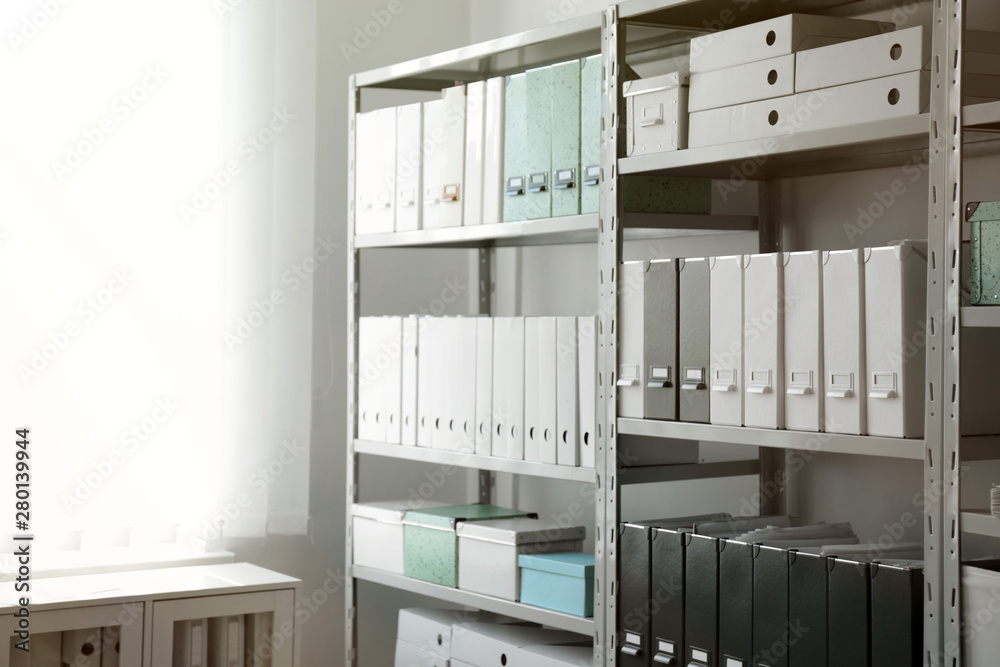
[580,54,602,215]
[525,65,553,220]
[503,73,528,222]
[518,552,594,617]
[403,504,533,587]
[551,59,581,218]
[967,201,1000,305]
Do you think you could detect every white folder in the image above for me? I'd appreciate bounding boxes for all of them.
[208,616,244,667]
[795,26,928,92]
[453,317,478,452]
[689,54,796,112]
[173,619,208,667]
[369,106,398,234]
[395,102,423,232]
[865,242,928,439]
[823,249,867,435]
[401,315,418,446]
[464,81,487,226]
[416,316,435,447]
[578,315,598,468]
[783,251,824,432]
[483,77,506,225]
[743,253,785,429]
[492,317,525,459]
[475,317,494,455]
[556,316,579,466]
[710,255,746,427]
[688,14,892,74]
[384,315,403,444]
[244,613,273,667]
[525,317,557,463]
[618,261,646,419]
[439,85,467,228]
[354,110,379,235]
[422,100,443,230]
[357,317,381,442]
[433,317,455,451]
[62,628,101,667]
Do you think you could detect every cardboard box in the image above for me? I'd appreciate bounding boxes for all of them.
[689,54,794,112]
[795,26,928,92]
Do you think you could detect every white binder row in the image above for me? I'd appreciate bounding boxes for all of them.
[358,315,598,467]
[170,614,267,667]
[620,242,929,438]
[355,78,506,235]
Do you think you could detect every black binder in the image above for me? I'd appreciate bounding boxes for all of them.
[650,528,686,665]
[619,523,653,665]
[685,533,720,667]
[787,550,828,667]
[753,545,790,667]
[828,558,871,667]
[719,539,754,667]
[870,562,922,667]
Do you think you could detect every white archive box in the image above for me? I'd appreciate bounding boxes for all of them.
[556,317,580,466]
[961,563,1000,667]
[513,644,594,666]
[525,317,558,464]
[783,251,824,432]
[450,624,583,667]
[618,261,646,419]
[396,102,423,232]
[355,108,397,235]
[710,255,746,427]
[823,249,867,435]
[689,94,795,148]
[795,26,928,92]
[452,317,479,452]
[439,85,467,228]
[464,81,487,226]
[358,316,402,442]
[456,517,585,601]
[743,253,784,430]
[577,315,598,468]
[624,72,689,156]
[864,242,927,439]
[792,70,930,133]
[483,77,506,225]
[353,500,447,574]
[475,317,494,456]
[396,607,467,663]
[689,54,795,113]
[395,640,447,667]
[401,315,418,445]
[688,13,892,74]
[422,99,444,230]
[492,317,526,459]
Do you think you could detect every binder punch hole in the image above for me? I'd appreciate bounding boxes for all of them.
[870,372,898,399]
[767,69,778,86]
[827,373,855,399]
[890,43,903,60]
[888,88,900,105]
[768,110,779,126]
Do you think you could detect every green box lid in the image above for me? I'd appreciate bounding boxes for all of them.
[967,201,1000,222]
[402,504,532,530]
[518,552,595,578]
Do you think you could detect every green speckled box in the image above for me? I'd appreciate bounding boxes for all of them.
[968,201,1000,305]
[525,65,553,220]
[622,176,711,214]
[503,73,527,223]
[580,54,602,215]
[403,504,534,587]
[551,60,581,218]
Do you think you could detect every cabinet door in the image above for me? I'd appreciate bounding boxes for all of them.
[150,590,295,667]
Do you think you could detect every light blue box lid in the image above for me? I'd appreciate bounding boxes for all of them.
[518,552,594,578]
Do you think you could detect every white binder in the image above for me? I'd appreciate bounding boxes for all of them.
[62,628,101,667]
[173,619,208,667]
[525,317,557,464]
[783,251,824,432]
[475,317,494,455]
[401,315,418,446]
[357,317,382,442]
[434,317,456,451]
[422,100,443,230]
[354,110,379,235]
[439,85,467,228]
[208,616,244,667]
[464,81,487,226]
[743,253,785,429]
[384,315,403,444]
[416,316,435,447]
[865,242,928,439]
[689,54,796,112]
[483,76,506,225]
[395,102,423,232]
[710,255,746,427]
[453,317,478,452]
[795,26,928,92]
[823,249,867,435]
[492,317,525,459]
[578,315,598,468]
[556,316,579,466]
[618,261,646,419]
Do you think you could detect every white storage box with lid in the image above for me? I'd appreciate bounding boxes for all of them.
[624,72,690,156]
[513,644,594,666]
[352,500,446,574]
[962,562,1000,667]
[457,517,585,601]
[450,623,583,667]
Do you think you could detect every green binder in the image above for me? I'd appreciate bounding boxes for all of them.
[580,54,602,215]
[525,65,552,220]
[551,59,581,218]
[503,73,527,222]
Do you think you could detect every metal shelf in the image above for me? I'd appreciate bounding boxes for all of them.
[617,419,925,461]
[618,0,881,26]
[355,440,597,483]
[618,114,930,180]
[619,459,760,485]
[962,511,1000,538]
[965,101,1000,130]
[961,306,1000,328]
[352,566,595,636]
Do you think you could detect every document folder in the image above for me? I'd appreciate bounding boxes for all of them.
[644,259,679,421]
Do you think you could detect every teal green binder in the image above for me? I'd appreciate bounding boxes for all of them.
[503,73,527,222]
[580,54,602,216]
[525,65,552,220]
[551,60,581,218]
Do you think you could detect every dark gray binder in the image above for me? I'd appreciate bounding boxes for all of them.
[753,545,790,667]
[719,539,754,667]
[870,562,922,667]
[619,523,652,666]
[828,558,871,667]
[651,528,686,666]
[685,533,720,667]
[679,257,711,423]
[644,259,679,420]
[788,551,828,667]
